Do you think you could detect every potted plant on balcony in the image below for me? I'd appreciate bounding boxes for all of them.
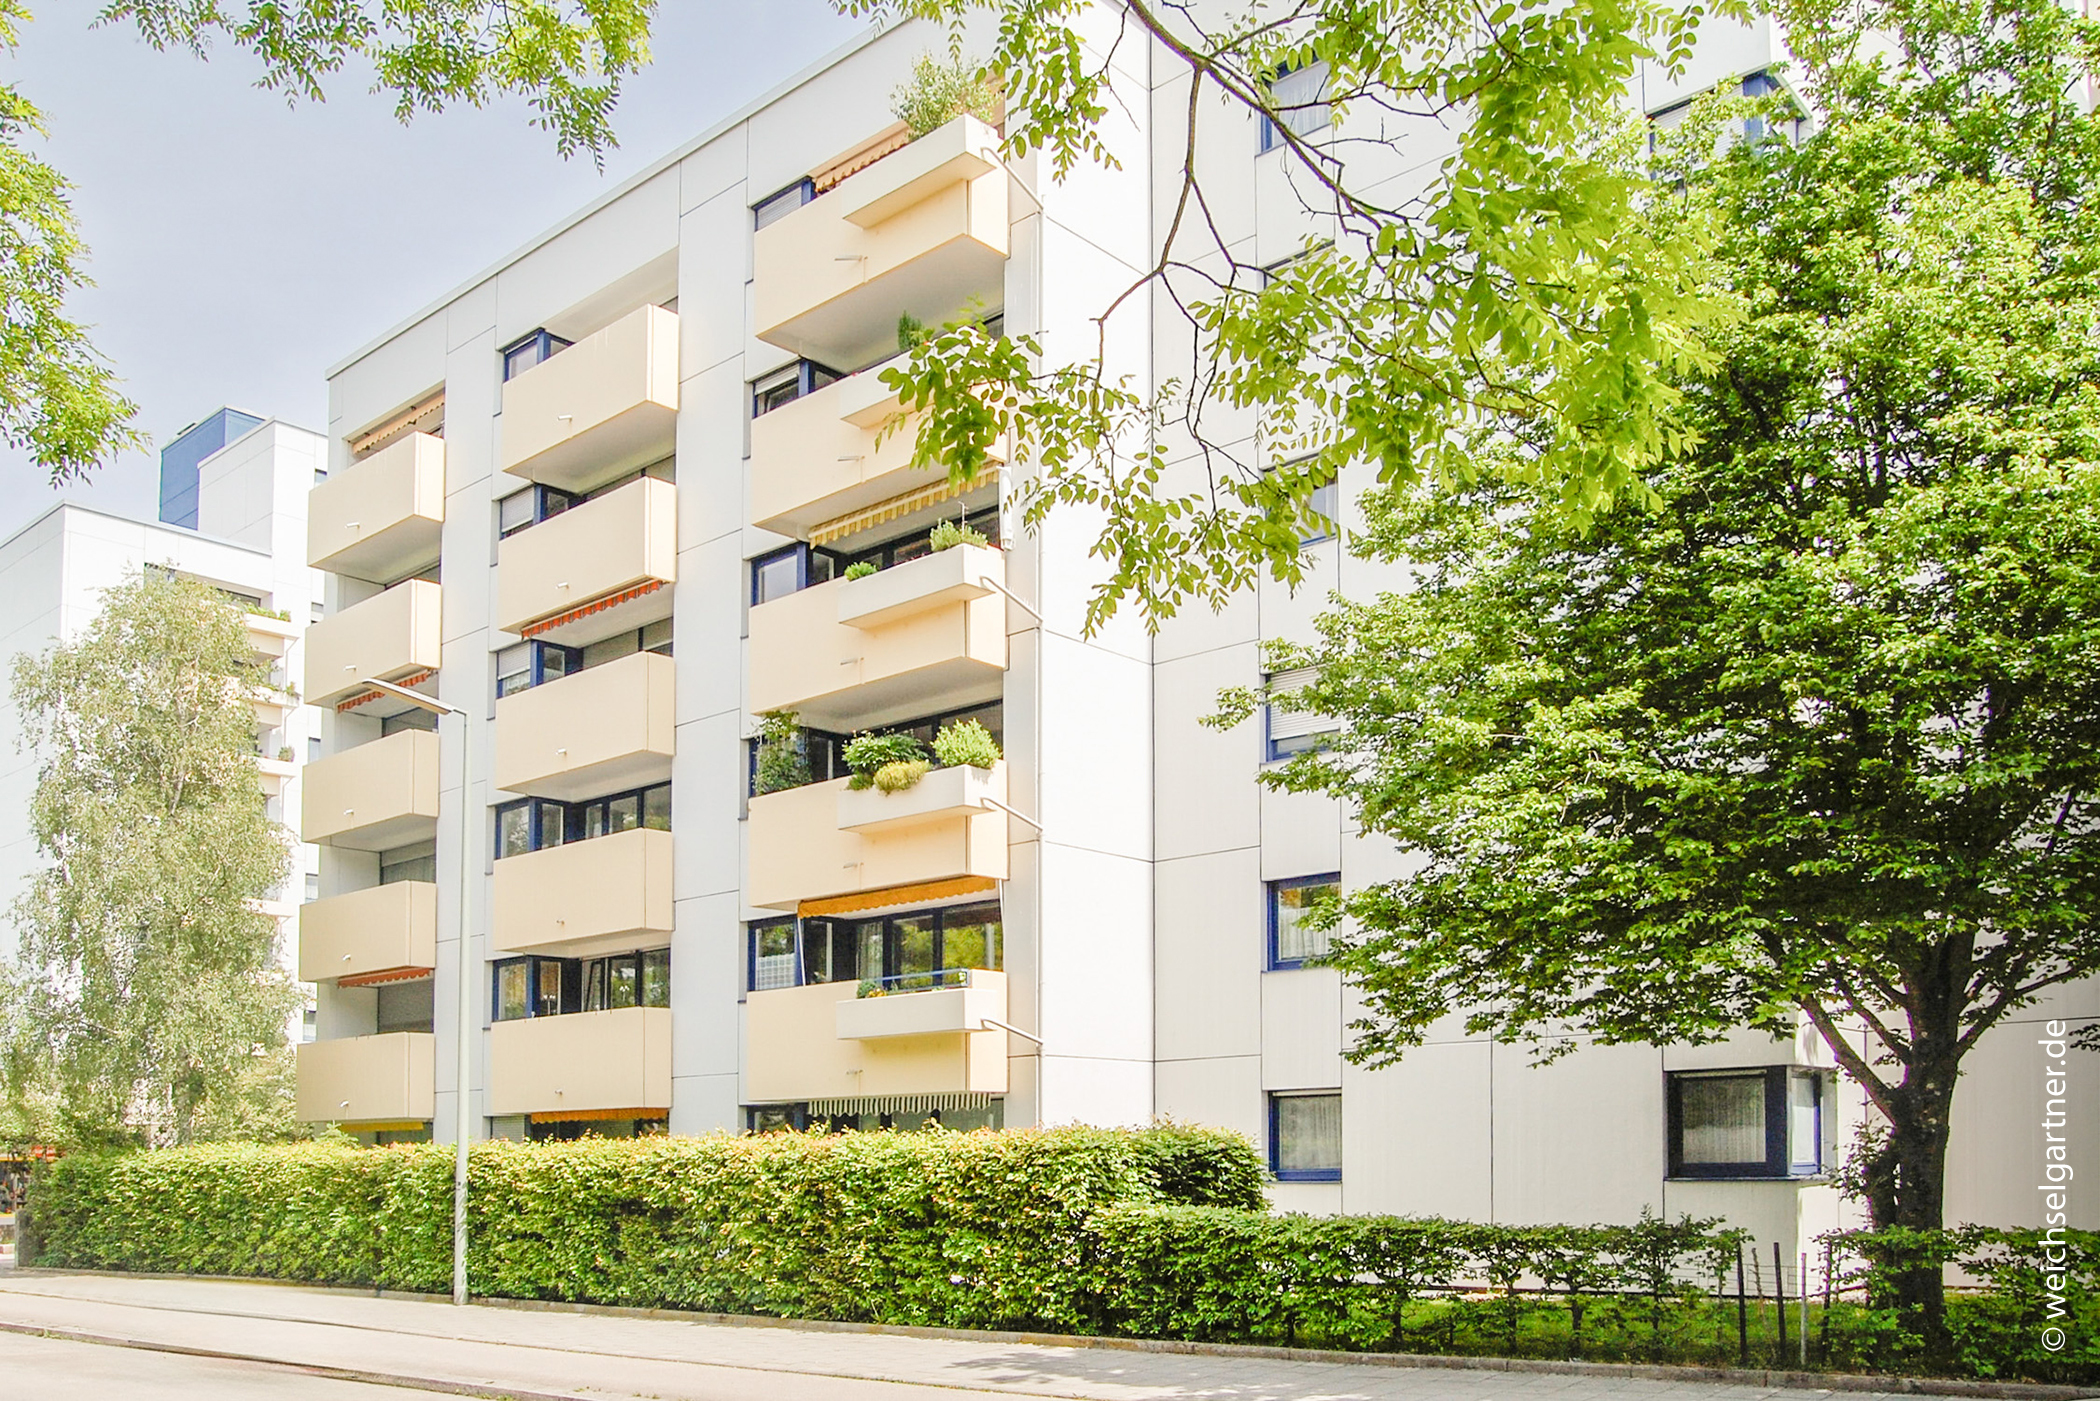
[843,731,930,793]
[892,54,1001,141]
[753,710,812,795]
[928,518,987,552]
[931,719,999,771]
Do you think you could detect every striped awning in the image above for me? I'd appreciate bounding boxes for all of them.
[528,1107,667,1125]
[519,579,665,640]
[806,1092,997,1117]
[798,876,997,920]
[338,966,435,989]
[809,479,966,546]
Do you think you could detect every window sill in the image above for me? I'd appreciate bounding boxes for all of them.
[1272,1171,1342,1184]
[1666,1172,1828,1184]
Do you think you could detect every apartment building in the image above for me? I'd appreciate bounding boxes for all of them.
[0,410,325,997]
[301,8,2096,1252]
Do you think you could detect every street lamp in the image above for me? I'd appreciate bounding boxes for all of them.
[355,675,473,1307]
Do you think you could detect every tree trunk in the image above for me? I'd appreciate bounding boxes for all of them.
[1860,1043,1958,1352]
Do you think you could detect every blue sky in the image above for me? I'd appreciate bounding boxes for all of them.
[0,2,869,541]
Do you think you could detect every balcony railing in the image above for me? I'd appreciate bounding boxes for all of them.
[754,115,1008,370]
[746,768,1006,911]
[749,371,1006,541]
[495,650,674,801]
[496,476,676,648]
[300,729,441,851]
[499,304,679,494]
[745,972,1008,1104]
[298,882,438,985]
[296,1032,435,1127]
[307,432,445,583]
[303,579,443,711]
[747,544,1006,732]
[488,1005,671,1118]
[491,826,673,959]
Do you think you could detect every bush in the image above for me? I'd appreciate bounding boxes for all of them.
[872,758,932,793]
[843,732,926,790]
[896,312,931,352]
[929,518,988,552]
[844,561,878,581]
[891,53,1000,140]
[752,711,810,796]
[932,719,1001,770]
[29,1126,1261,1330]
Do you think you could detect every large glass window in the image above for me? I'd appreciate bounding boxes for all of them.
[751,177,814,231]
[751,358,843,417]
[495,949,666,1021]
[494,783,670,859]
[501,328,572,381]
[1268,874,1340,969]
[1258,61,1332,153]
[746,901,1000,993]
[497,484,575,538]
[1270,1092,1342,1181]
[1667,1068,1826,1178]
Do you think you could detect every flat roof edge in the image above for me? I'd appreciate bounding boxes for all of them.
[324,18,896,382]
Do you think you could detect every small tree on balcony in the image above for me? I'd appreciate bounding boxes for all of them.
[0,571,301,1147]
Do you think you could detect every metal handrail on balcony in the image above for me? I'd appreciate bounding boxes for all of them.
[856,967,977,998]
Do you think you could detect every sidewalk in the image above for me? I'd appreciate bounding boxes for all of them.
[0,1269,2084,1401]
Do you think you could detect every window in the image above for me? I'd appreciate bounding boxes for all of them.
[1265,667,1339,760]
[751,359,844,417]
[1306,477,1339,543]
[497,484,575,538]
[501,328,571,381]
[494,783,669,858]
[494,950,666,1020]
[751,177,815,230]
[1667,1067,1826,1179]
[1258,61,1332,153]
[746,901,1001,993]
[494,640,576,698]
[1268,873,1339,969]
[836,506,1001,576]
[750,543,837,606]
[1270,1092,1342,1181]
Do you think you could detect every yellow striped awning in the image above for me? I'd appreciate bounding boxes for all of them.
[810,479,968,546]
[798,876,998,920]
[528,1107,667,1125]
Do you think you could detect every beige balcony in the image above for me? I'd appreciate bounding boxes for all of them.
[296,1032,435,1127]
[488,1007,671,1119]
[301,729,441,851]
[244,612,298,663]
[307,432,445,583]
[303,579,443,711]
[747,545,1005,731]
[494,650,674,801]
[298,882,438,985]
[491,827,673,960]
[749,371,1005,540]
[497,476,676,649]
[747,772,1006,911]
[745,974,1008,1105]
[499,304,679,494]
[257,755,296,799]
[755,116,1008,370]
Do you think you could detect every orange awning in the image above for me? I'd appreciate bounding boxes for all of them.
[798,876,997,920]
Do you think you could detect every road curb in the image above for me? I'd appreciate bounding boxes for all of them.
[11,1266,2097,1401]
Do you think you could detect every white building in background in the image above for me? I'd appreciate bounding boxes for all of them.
[0,410,326,1028]
[299,6,2095,1257]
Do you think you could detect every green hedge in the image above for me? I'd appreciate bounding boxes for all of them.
[27,1126,1264,1330]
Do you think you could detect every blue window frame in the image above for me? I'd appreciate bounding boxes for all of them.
[746,901,1001,993]
[752,358,845,417]
[494,782,670,859]
[494,640,577,699]
[1269,1092,1342,1181]
[500,327,572,381]
[1667,1067,1826,1180]
[1257,61,1332,154]
[750,542,837,606]
[497,484,576,538]
[1264,667,1337,761]
[752,177,815,230]
[1267,873,1340,970]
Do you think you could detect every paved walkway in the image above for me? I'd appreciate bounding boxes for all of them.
[0,1269,2058,1401]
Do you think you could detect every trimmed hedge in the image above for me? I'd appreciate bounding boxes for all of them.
[28,1126,1264,1330]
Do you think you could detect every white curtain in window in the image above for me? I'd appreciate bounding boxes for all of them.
[1680,1075,1765,1164]
[1276,1093,1343,1172]
[1272,62,1333,137]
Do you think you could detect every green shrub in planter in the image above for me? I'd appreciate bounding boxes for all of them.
[844,561,878,581]
[890,53,1000,140]
[929,518,988,552]
[843,732,926,790]
[873,758,932,792]
[933,719,1000,770]
[753,710,812,795]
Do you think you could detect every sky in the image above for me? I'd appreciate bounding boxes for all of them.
[0,1,871,543]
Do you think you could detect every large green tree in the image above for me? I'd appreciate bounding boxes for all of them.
[1,0,657,482]
[1224,0,2100,1327]
[1,572,302,1146]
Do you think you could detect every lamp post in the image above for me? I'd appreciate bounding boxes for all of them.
[356,676,472,1306]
